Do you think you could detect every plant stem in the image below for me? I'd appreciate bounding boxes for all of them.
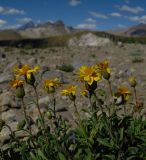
[52,93,56,118]
[134,87,138,108]
[22,98,31,132]
[73,101,81,123]
[108,80,112,97]
[5,124,14,137]
[33,85,45,129]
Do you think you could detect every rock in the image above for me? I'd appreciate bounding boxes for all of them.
[1,109,20,122]
[0,73,13,84]
[0,92,21,112]
[4,59,21,72]
[28,57,37,64]
[41,70,66,83]
[117,41,124,47]
[68,33,111,47]
[0,122,17,146]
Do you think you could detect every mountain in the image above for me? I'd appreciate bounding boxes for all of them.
[18,20,75,39]
[18,21,35,30]
[110,23,146,36]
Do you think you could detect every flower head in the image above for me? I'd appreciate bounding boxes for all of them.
[95,60,111,80]
[114,86,131,104]
[10,79,25,98]
[95,60,111,73]
[61,85,77,101]
[78,65,101,85]
[10,79,24,89]
[80,85,88,97]
[14,65,40,85]
[44,78,61,93]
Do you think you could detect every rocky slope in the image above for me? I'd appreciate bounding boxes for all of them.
[110,23,146,37]
[18,20,73,38]
[1,42,146,146]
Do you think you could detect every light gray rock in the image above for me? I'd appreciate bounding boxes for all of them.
[0,92,21,112]
[0,73,13,84]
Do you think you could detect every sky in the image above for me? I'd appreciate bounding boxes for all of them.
[0,0,146,30]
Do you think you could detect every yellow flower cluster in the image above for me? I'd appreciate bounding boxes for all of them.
[10,79,24,88]
[78,65,101,85]
[14,64,40,85]
[77,60,111,86]
[114,86,131,104]
[95,60,111,74]
[14,65,40,80]
[44,78,61,93]
[61,85,77,101]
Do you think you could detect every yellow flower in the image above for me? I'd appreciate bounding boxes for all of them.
[10,79,24,88]
[14,65,40,80]
[78,65,101,85]
[80,86,88,97]
[61,85,77,101]
[118,86,131,102]
[80,89,88,97]
[44,78,61,93]
[10,79,25,98]
[95,60,111,74]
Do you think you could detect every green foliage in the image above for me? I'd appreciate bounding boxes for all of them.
[56,64,74,72]
[1,61,146,160]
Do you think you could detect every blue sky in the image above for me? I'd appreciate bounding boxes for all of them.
[0,0,146,30]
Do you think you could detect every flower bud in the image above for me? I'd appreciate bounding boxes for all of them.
[25,73,35,86]
[85,81,97,92]
[69,94,76,101]
[47,86,55,94]
[0,119,5,132]
[46,111,52,120]
[102,70,110,80]
[17,119,26,130]
[16,86,25,98]
[128,77,137,88]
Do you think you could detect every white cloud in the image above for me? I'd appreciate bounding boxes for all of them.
[85,18,96,23]
[69,0,81,6]
[116,5,144,13]
[0,19,7,26]
[0,6,25,15]
[127,15,146,23]
[76,17,97,30]
[118,24,126,28]
[76,23,96,29]
[17,17,32,24]
[90,11,108,19]
[110,12,122,17]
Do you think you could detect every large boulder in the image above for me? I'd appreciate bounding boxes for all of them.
[68,33,111,47]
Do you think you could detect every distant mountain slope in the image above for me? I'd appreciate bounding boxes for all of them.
[18,20,74,38]
[111,23,146,36]
[0,30,22,40]
[18,21,35,30]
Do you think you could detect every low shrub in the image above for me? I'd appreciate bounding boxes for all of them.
[56,63,74,72]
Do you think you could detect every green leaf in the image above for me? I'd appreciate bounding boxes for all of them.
[103,154,115,160]
[97,138,113,148]
[38,150,48,160]
[119,127,124,142]
[58,152,66,160]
